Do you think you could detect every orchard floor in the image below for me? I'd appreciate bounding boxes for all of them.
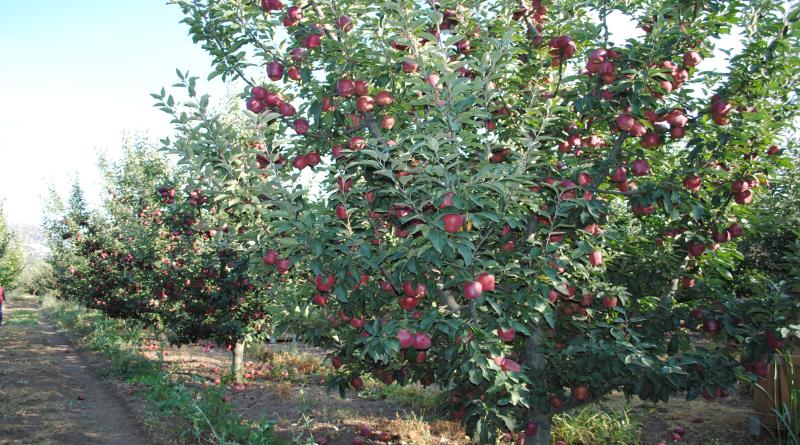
[0,296,780,445]
[0,297,155,445]
[140,338,777,445]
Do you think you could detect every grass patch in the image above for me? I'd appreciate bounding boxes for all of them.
[41,296,283,445]
[359,380,440,413]
[5,308,39,326]
[552,404,641,445]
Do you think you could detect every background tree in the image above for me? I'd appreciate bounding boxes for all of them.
[0,205,24,289]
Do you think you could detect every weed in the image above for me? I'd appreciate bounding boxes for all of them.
[552,405,641,445]
[5,309,39,326]
[359,380,440,413]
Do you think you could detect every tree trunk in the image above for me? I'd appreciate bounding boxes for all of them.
[231,339,245,383]
[526,415,552,445]
[524,332,552,445]
[664,255,689,305]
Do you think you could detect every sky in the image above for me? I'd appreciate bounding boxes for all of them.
[0,2,740,227]
[0,0,234,226]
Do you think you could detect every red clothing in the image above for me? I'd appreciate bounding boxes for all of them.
[0,286,4,304]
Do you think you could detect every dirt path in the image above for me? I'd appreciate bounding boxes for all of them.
[0,297,154,445]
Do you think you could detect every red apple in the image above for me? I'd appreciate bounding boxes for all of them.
[572,385,589,401]
[640,131,661,148]
[352,79,368,96]
[589,250,603,266]
[312,293,329,306]
[683,175,702,192]
[337,78,355,96]
[251,86,268,100]
[497,327,516,341]
[402,60,418,73]
[464,281,483,300]
[683,50,703,67]
[315,274,336,292]
[712,229,731,243]
[402,281,425,298]
[380,114,396,129]
[267,61,284,81]
[728,223,743,238]
[438,192,454,209]
[442,214,465,233]
[687,241,705,257]
[734,190,753,204]
[263,250,279,265]
[278,102,296,116]
[287,65,301,80]
[766,330,785,349]
[246,97,265,114]
[476,272,495,291]
[276,258,291,274]
[331,144,345,159]
[302,34,321,49]
[335,203,348,220]
[294,118,309,135]
[286,5,303,20]
[617,113,635,131]
[292,155,308,170]
[670,126,686,139]
[732,179,749,193]
[337,176,353,193]
[350,316,365,329]
[601,296,618,308]
[399,296,419,311]
[304,151,321,167]
[355,95,374,113]
[413,332,431,350]
[336,14,353,31]
[397,329,415,348]
[611,166,627,183]
[375,91,393,106]
[631,159,650,176]
[348,136,366,150]
[493,356,521,372]
[264,91,282,107]
[666,110,688,127]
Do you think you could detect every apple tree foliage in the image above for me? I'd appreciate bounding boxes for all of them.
[79,0,800,442]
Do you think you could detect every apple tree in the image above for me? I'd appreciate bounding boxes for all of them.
[169,0,800,442]
[152,71,315,380]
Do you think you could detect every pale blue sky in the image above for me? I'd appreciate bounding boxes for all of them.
[0,0,233,225]
[0,2,740,227]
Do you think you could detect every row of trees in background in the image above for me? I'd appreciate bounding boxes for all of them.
[43,0,800,443]
[0,206,25,291]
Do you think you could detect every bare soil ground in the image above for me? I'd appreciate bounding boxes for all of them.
[0,297,155,445]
